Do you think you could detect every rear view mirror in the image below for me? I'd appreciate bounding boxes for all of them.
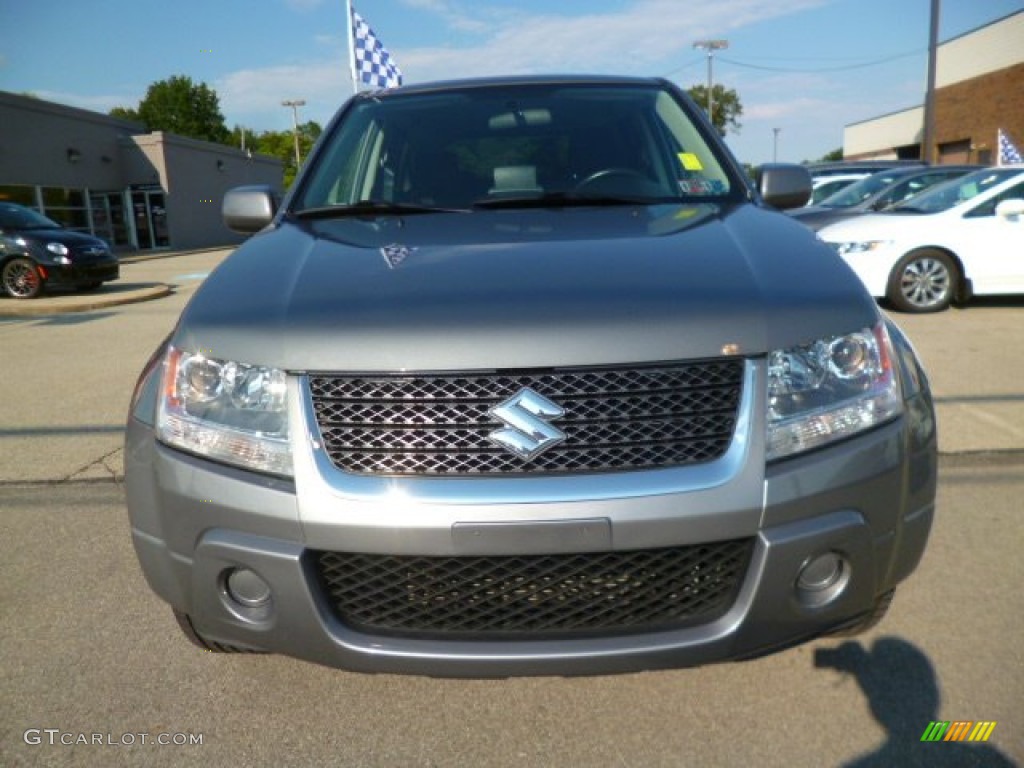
[223,185,279,233]
[995,199,1024,219]
[755,164,811,210]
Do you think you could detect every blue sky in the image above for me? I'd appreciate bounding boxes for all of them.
[2,0,1021,163]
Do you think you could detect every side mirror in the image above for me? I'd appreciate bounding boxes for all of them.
[755,164,812,210]
[223,185,280,233]
[995,198,1024,219]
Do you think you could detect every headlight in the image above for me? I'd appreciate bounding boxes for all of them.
[156,347,292,476]
[767,322,902,461]
[46,242,70,256]
[829,240,891,257]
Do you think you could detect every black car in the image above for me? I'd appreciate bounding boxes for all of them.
[0,203,119,299]
[789,165,981,231]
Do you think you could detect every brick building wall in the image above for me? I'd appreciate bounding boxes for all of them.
[932,62,1024,164]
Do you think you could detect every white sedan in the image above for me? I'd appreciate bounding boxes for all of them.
[818,167,1024,312]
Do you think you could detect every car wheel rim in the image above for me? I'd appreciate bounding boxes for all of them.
[900,257,949,308]
[3,262,40,298]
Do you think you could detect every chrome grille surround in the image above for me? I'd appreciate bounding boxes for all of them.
[308,360,744,476]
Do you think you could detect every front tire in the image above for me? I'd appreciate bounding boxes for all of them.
[2,257,44,299]
[886,249,957,313]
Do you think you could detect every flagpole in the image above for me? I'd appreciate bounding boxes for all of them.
[346,0,358,94]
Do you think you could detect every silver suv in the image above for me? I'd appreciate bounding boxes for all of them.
[125,76,937,676]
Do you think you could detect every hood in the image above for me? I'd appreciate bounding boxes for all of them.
[14,227,108,248]
[816,211,936,243]
[175,204,878,371]
[787,206,858,232]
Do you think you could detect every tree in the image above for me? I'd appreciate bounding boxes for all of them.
[232,121,323,188]
[686,84,743,137]
[818,148,844,162]
[111,75,229,144]
[109,106,140,122]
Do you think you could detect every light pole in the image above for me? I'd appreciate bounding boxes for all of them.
[773,128,781,162]
[922,0,940,163]
[281,99,306,168]
[692,39,728,129]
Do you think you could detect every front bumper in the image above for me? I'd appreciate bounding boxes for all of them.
[125,358,937,677]
[42,259,119,288]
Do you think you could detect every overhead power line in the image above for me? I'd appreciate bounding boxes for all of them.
[716,49,923,74]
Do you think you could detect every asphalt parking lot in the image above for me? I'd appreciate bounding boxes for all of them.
[1,250,1022,767]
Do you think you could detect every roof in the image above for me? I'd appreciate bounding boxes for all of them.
[357,74,667,99]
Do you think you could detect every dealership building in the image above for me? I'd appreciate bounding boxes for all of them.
[844,10,1023,164]
[0,91,282,252]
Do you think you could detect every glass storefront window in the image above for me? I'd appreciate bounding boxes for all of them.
[41,187,86,207]
[43,208,90,231]
[0,185,37,206]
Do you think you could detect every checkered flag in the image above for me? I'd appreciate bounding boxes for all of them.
[998,129,1022,166]
[351,7,403,90]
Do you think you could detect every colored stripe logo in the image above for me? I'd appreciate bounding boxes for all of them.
[921,721,997,742]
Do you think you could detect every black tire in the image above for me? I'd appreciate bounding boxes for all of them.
[828,589,895,637]
[172,609,265,654]
[80,281,104,291]
[886,249,958,313]
[2,257,44,299]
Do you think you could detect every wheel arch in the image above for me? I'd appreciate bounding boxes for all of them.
[901,244,970,303]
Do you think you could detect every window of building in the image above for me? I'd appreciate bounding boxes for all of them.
[0,185,37,206]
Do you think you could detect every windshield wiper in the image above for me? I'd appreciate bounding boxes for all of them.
[293,200,468,219]
[472,192,659,210]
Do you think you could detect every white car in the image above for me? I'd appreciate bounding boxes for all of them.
[808,173,868,206]
[819,168,1024,312]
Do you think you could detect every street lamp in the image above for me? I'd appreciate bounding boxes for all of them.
[773,128,781,162]
[692,39,729,129]
[281,99,306,168]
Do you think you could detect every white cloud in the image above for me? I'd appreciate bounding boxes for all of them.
[391,0,830,81]
[398,0,500,34]
[215,57,352,129]
[33,90,137,114]
[215,0,833,137]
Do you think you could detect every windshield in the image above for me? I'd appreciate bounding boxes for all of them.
[293,83,738,212]
[0,203,61,230]
[891,168,1021,214]
[818,170,909,208]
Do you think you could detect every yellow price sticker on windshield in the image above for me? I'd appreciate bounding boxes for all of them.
[678,153,704,171]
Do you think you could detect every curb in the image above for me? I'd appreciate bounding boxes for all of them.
[118,246,234,264]
[0,283,173,316]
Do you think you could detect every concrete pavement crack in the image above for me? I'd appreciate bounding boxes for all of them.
[61,447,124,484]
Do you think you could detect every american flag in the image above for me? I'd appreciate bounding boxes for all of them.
[351,7,403,90]
[998,129,1022,166]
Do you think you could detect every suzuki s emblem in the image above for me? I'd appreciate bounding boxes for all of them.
[488,388,566,461]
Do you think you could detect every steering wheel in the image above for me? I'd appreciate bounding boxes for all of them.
[572,168,656,195]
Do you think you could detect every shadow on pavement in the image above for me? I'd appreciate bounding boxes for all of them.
[814,637,1015,767]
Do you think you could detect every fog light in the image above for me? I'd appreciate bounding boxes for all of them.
[796,552,850,608]
[225,567,272,608]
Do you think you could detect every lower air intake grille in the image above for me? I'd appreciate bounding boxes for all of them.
[313,539,754,639]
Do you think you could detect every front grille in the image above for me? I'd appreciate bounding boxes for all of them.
[309,360,743,476]
[72,244,110,262]
[313,539,754,639]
